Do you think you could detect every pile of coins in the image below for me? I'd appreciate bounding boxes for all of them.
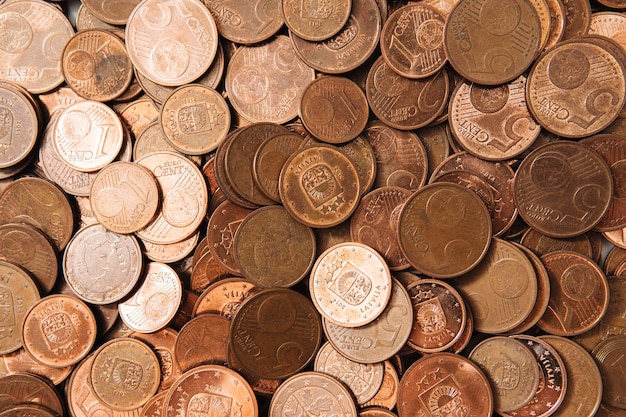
[1,0,626,416]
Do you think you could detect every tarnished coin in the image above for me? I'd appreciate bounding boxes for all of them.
[90,161,159,234]
[159,84,230,155]
[520,228,593,258]
[444,0,541,85]
[0,223,57,295]
[53,100,124,172]
[282,0,350,41]
[514,141,613,238]
[206,199,253,275]
[22,294,96,367]
[310,242,392,327]
[164,365,258,417]
[380,4,446,79]
[323,278,413,363]
[0,177,74,251]
[0,0,74,94]
[397,352,493,417]
[314,341,384,405]
[589,12,626,58]
[560,0,591,40]
[448,75,540,161]
[225,36,315,125]
[405,278,466,353]
[269,371,357,417]
[398,182,492,278]
[90,337,160,411]
[175,313,230,372]
[300,76,369,144]
[592,336,626,409]
[539,335,602,417]
[201,0,283,44]
[0,373,64,416]
[469,336,541,413]
[538,251,609,336]
[126,0,218,86]
[279,145,360,228]
[130,328,182,391]
[230,288,322,379]
[119,262,182,334]
[527,38,626,138]
[61,29,133,102]
[63,223,143,304]
[0,83,39,169]
[193,278,259,319]
[136,151,208,244]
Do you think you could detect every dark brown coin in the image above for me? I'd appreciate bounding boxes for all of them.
[0,373,63,416]
[444,0,541,85]
[560,0,591,40]
[234,205,315,287]
[398,182,492,278]
[397,352,493,417]
[514,141,613,238]
[0,177,74,251]
[380,4,447,79]
[281,0,351,41]
[201,0,283,44]
[520,227,593,258]
[22,294,96,368]
[592,335,626,409]
[230,288,322,379]
[61,29,133,102]
[366,57,449,130]
[538,251,609,336]
[130,328,182,391]
[605,246,626,276]
[300,76,369,144]
[175,313,230,372]
[90,337,160,411]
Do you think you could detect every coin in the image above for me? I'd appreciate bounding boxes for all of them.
[590,335,626,409]
[192,278,259,319]
[0,83,39,169]
[560,0,591,40]
[175,313,230,372]
[0,348,72,386]
[362,360,400,410]
[520,228,593,258]
[282,0,351,41]
[0,373,64,416]
[141,231,200,264]
[139,391,167,417]
[201,0,283,44]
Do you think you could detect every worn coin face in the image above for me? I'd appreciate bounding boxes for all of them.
[175,313,230,372]
[0,373,64,416]
[193,278,259,319]
[591,335,626,409]
[282,0,351,41]
[201,0,283,44]
[0,83,39,169]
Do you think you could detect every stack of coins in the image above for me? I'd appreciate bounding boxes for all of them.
[1,0,626,416]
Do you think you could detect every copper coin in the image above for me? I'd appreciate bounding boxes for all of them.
[0,373,63,416]
[589,12,626,61]
[90,337,160,411]
[360,407,398,417]
[448,75,540,161]
[362,360,400,410]
[543,0,566,52]
[175,313,230,372]
[417,123,451,179]
[119,262,182,334]
[520,227,593,258]
[63,223,143,304]
[133,121,202,166]
[0,83,39,169]
[0,348,72,386]
[527,39,626,138]
[529,0,552,53]
[75,4,118,31]
[139,391,167,417]
[590,335,626,409]
[605,246,626,276]
[444,0,540,85]
[81,0,142,25]
[0,1,74,94]
[310,242,392,327]
[366,57,449,130]
[230,288,322,379]
[136,151,208,244]
[336,135,378,197]
[207,199,253,276]
[406,278,466,353]
[279,144,360,228]
[350,186,412,270]
[159,84,230,155]
[130,328,182,391]
[560,0,591,40]
[538,251,609,336]
[361,121,429,191]
[300,76,369,144]
[141,231,200,264]
[0,177,74,251]
[22,294,96,368]
[117,97,159,141]
[201,0,283,44]
[539,335,602,417]
[193,277,259,319]
[282,0,350,41]
[314,341,385,405]
[469,336,541,413]
[0,223,57,294]
[225,35,315,125]
[0,403,60,417]
[164,364,258,417]
[380,4,446,79]
[269,371,357,417]
[61,29,132,102]
[290,0,382,74]
[397,352,493,417]
[595,403,626,417]
[398,182,492,278]
[514,141,613,238]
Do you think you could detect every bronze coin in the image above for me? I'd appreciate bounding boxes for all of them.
[360,407,398,417]
[63,223,143,304]
[190,252,231,295]
[133,118,204,164]
[75,5,117,31]
[380,4,447,79]
[81,0,142,25]
[514,141,613,238]
[279,144,360,228]
[336,135,378,197]
[605,246,626,276]
[417,123,451,180]
[164,364,258,417]
[230,288,322,379]
[22,294,96,368]
[538,251,610,336]
[444,0,541,85]
[130,328,182,391]
[0,177,74,251]
[90,337,160,411]
[192,277,260,319]
[595,403,626,417]
[0,347,72,386]
[543,0,566,52]
[300,76,369,144]
[281,0,351,41]
[0,404,60,417]
[397,352,493,417]
[529,0,552,53]
[140,231,200,264]
[139,391,167,417]
[592,335,626,409]
[0,223,57,295]
[362,360,400,410]
[61,29,132,102]
[117,97,159,141]
[560,0,591,40]
[0,83,39,169]
[0,373,63,416]
[520,227,593,258]
[175,313,230,372]
[398,182,492,278]
[366,57,449,130]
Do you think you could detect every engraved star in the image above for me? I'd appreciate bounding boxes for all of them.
[527,340,534,346]
[193,373,200,379]
[176,386,183,392]
[555,386,561,391]
[555,367,561,373]
[546,402,553,407]
[530,411,536,416]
